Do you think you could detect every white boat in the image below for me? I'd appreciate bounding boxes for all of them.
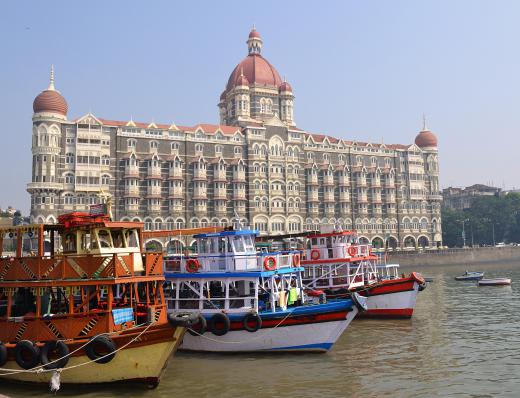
[478,278,512,286]
[454,271,484,281]
[296,230,426,318]
[163,226,363,352]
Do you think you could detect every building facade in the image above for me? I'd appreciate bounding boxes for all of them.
[442,184,500,211]
[28,28,442,249]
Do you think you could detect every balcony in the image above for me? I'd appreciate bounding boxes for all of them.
[168,187,183,198]
[427,194,443,201]
[384,180,395,188]
[194,204,207,215]
[214,170,227,181]
[307,192,319,202]
[233,171,246,182]
[338,177,350,186]
[339,192,350,202]
[124,166,139,178]
[146,187,162,198]
[307,175,318,185]
[233,190,246,200]
[271,189,284,196]
[147,167,162,179]
[324,192,335,202]
[124,203,139,213]
[147,203,161,213]
[124,186,140,197]
[193,187,207,199]
[193,169,207,180]
[323,176,334,186]
[169,168,183,180]
[308,207,319,215]
[371,179,381,188]
[27,182,63,191]
[213,188,227,199]
[357,195,368,203]
[356,178,367,187]
[371,194,382,203]
[385,195,396,203]
[270,171,284,179]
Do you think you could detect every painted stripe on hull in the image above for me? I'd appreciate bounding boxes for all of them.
[358,307,414,318]
[359,283,419,319]
[181,308,357,352]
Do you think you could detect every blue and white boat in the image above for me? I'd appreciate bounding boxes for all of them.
[454,271,485,281]
[163,226,364,352]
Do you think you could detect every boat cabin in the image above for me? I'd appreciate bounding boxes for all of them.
[0,213,168,343]
[165,229,298,274]
[165,268,305,315]
[303,231,371,262]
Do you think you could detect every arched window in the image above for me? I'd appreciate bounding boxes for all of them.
[101,175,110,185]
[150,141,158,150]
[127,139,136,149]
[66,153,74,164]
[171,142,179,151]
[64,173,74,184]
[101,155,110,166]
[234,147,242,155]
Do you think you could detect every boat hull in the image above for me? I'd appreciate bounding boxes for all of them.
[355,274,423,318]
[0,324,184,387]
[478,278,511,286]
[180,302,357,353]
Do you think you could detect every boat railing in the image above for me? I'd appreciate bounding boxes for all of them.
[0,252,163,280]
[257,251,297,270]
[303,244,372,261]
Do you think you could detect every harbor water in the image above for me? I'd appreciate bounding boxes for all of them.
[2,261,520,397]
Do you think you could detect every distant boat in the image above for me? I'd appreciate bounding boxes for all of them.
[454,271,484,281]
[478,278,512,286]
[424,277,434,283]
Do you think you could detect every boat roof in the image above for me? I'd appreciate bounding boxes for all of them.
[307,230,356,238]
[194,229,259,239]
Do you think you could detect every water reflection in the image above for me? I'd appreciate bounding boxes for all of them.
[3,262,520,397]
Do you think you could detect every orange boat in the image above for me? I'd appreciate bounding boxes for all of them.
[0,211,195,389]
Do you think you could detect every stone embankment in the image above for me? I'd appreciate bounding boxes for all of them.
[387,246,520,267]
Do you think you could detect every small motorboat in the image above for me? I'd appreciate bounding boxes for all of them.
[454,271,484,281]
[424,277,434,283]
[478,278,512,286]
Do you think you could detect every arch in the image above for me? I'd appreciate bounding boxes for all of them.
[145,239,163,252]
[358,236,370,244]
[46,215,56,224]
[132,217,142,222]
[386,236,398,249]
[403,235,416,248]
[418,235,429,248]
[166,239,184,254]
[372,236,384,248]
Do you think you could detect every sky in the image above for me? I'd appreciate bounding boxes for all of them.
[1,0,520,214]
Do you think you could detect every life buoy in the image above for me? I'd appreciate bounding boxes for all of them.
[208,313,231,336]
[292,253,301,267]
[15,340,40,370]
[310,249,320,260]
[85,335,117,364]
[263,256,277,271]
[41,340,70,370]
[243,313,262,333]
[347,246,357,257]
[188,314,208,336]
[185,259,200,273]
[0,342,7,367]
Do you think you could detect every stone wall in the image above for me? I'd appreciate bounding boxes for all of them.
[387,246,520,267]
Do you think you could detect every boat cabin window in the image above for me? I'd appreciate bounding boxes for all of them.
[232,236,245,253]
[111,230,125,248]
[63,232,77,253]
[125,229,139,248]
[243,235,255,251]
[320,238,325,245]
[218,237,227,253]
[80,232,91,252]
[22,232,39,256]
[311,238,317,246]
[97,229,112,248]
[198,238,208,254]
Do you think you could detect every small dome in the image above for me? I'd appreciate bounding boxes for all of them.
[415,129,438,148]
[249,28,261,39]
[33,90,68,116]
[279,81,292,93]
[33,66,68,116]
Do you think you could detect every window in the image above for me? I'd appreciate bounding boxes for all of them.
[128,139,136,149]
[195,144,203,153]
[150,141,158,150]
[101,155,110,166]
[64,173,74,184]
[171,142,180,151]
[215,145,223,154]
[66,153,74,164]
[101,175,110,185]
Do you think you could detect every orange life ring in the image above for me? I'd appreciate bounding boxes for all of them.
[347,246,357,257]
[310,249,320,260]
[263,256,277,271]
[186,259,200,273]
[292,253,301,267]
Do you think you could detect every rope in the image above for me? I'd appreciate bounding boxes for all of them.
[0,321,154,376]
[186,309,294,344]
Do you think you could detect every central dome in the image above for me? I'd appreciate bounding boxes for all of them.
[226,54,282,91]
[225,28,282,91]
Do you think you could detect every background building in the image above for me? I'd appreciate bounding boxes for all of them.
[442,184,500,211]
[28,28,442,249]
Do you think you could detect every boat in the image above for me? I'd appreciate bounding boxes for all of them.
[478,278,512,286]
[163,226,364,352]
[0,209,195,388]
[292,229,426,318]
[454,271,484,281]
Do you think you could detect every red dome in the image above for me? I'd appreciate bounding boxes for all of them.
[33,90,68,116]
[226,54,282,91]
[279,81,292,92]
[235,72,249,87]
[249,29,261,39]
[415,129,438,148]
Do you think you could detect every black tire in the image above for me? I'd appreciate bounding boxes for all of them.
[243,313,262,333]
[85,335,116,364]
[188,315,207,336]
[168,312,200,328]
[208,313,230,336]
[15,340,40,370]
[0,342,7,367]
[41,340,70,370]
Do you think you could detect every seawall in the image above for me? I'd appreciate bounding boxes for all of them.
[387,246,520,267]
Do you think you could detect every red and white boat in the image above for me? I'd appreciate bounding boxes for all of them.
[299,229,426,318]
